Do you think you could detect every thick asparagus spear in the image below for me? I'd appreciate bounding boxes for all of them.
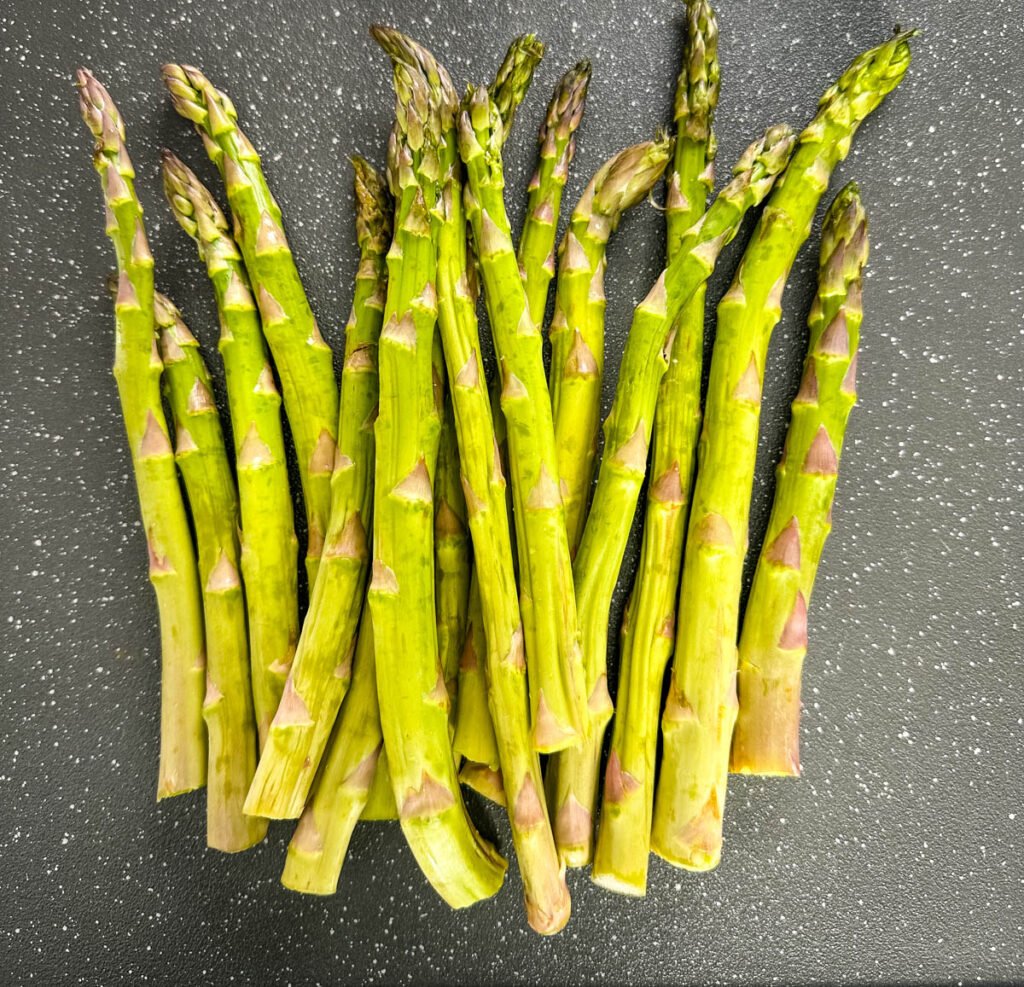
[369,27,507,909]
[549,136,674,554]
[162,64,339,587]
[518,61,591,326]
[161,152,299,748]
[490,33,545,140]
[76,70,206,799]
[154,294,265,852]
[731,182,867,776]
[653,31,914,871]
[547,124,797,867]
[592,0,719,895]
[460,86,588,753]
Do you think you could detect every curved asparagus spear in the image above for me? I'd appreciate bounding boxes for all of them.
[161,152,299,749]
[154,295,265,851]
[731,182,867,776]
[460,86,588,753]
[549,136,674,553]
[518,61,591,326]
[653,30,914,871]
[490,33,545,140]
[162,63,339,587]
[592,0,719,895]
[369,27,507,909]
[547,124,797,868]
[75,70,206,799]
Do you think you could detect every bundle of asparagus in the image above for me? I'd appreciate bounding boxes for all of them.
[75,3,913,935]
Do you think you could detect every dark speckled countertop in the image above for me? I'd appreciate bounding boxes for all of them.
[1,0,1021,983]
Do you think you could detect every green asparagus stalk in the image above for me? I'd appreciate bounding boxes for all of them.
[360,749,398,820]
[549,136,674,554]
[592,0,719,895]
[162,63,339,588]
[731,182,867,776]
[369,27,507,909]
[548,123,797,868]
[76,70,206,799]
[161,152,299,749]
[490,33,545,141]
[453,574,501,769]
[518,61,591,326]
[653,30,914,871]
[154,294,265,851]
[460,86,588,753]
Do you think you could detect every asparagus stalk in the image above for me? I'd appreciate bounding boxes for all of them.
[548,123,797,868]
[369,26,507,909]
[242,155,388,819]
[161,152,299,749]
[162,63,339,587]
[75,70,206,799]
[653,30,914,871]
[549,136,674,554]
[154,295,265,851]
[592,0,719,895]
[490,33,546,140]
[360,749,398,820]
[731,182,867,776]
[453,574,501,769]
[518,61,591,326]
[460,86,588,753]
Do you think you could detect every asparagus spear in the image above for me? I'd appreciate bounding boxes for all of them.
[162,63,339,588]
[490,33,546,141]
[549,136,674,554]
[653,30,914,871]
[360,749,398,820]
[518,61,591,326]
[731,182,867,776]
[592,0,719,895]
[547,123,797,867]
[460,86,588,753]
[75,70,206,799]
[161,152,299,749]
[369,27,507,909]
[453,574,501,769]
[154,295,265,852]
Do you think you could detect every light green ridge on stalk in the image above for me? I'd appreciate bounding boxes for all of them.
[549,135,674,555]
[243,156,389,819]
[161,151,299,750]
[162,63,339,588]
[653,30,914,872]
[547,123,797,868]
[75,70,206,799]
[155,294,265,852]
[592,0,719,896]
[368,26,507,910]
[731,182,867,777]
[490,33,546,141]
[518,60,591,326]
[460,85,589,755]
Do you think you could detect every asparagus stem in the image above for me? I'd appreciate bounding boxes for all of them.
[155,295,266,851]
[360,748,398,820]
[548,124,797,868]
[731,182,867,776]
[518,61,591,326]
[369,26,507,910]
[490,33,546,140]
[76,70,206,799]
[549,136,674,554]
[592,0,719,896]
[653,30,914,871]
[453,574,501,768]
[460,86,588,754]
[161,152,299,749]
[162,63,339,587]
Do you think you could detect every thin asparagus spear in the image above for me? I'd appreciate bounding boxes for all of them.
[155,295,265,852]
[731,182,867,776]
[653,30,915,871]
[75,70,206,799]
[161,152,299,748]
[453,574,501,769]
[549,136,674,554]
[490,33,545,140]
[592,0,719,895]
[547,124,797,868]
[518,61,591,326]
[162,64,339,588]
[369,27,507,909]
[460,86,588,753]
